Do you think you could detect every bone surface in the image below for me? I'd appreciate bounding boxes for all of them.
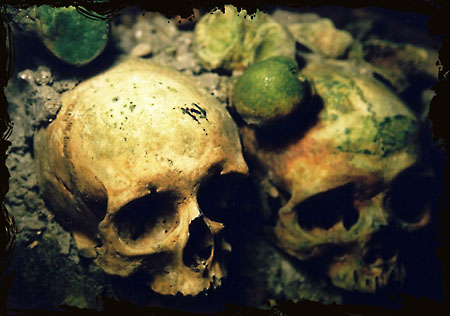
[240,57,430,293]
[33,57,248,296]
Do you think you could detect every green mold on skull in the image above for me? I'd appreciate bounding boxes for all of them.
[24,5,109,66]
[193,5,295,71]
[335,114,418,157]
[300,61,420,163]
[232,56,310,126]
[377,115,418,156]
[239,57,426,294]
[314,77,355,113]
[335,116,379,155]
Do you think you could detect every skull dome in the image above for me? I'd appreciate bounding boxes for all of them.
[239,57,432,293]
[33,58,248,296]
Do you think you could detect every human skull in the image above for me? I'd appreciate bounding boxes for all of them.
[239,58,432,293]
[33,58,248,296]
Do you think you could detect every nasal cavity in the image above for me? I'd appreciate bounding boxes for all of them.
[182,217,214,271]
[295,183,359,231]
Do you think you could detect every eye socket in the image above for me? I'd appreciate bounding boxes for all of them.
[114,191,179,243]
[295,183,359,231]
[385,169,433,224]
[197,172,250,223]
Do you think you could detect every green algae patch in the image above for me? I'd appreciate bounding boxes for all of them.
[31,6,109,66]
[335,116,379,155]
[335,115,418,157]
[313,75,356,114]
[232,56,309,126]
[377,115,418,156]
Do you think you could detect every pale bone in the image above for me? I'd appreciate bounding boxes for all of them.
[34,58,248,296]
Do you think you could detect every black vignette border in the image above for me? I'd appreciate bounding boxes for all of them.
[0,0,449,315]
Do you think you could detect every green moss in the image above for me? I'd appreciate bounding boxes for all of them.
[377,115,418,156]
[335,115,417,156]
[232,56,309,125]
[33,5,109,66]
[313,75,355,113]
[336,116,378,155]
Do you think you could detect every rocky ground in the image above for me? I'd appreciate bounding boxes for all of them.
[2,5,444,312]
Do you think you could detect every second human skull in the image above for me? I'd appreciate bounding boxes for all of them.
[34,58,248,296]
[240,58,432,293]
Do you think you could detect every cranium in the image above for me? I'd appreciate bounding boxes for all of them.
[239,57,432,293]
[33,58,248,296]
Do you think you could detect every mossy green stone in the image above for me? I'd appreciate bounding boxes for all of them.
[193,5,296,71]
[34,6,109,66]
[232,56,309,126]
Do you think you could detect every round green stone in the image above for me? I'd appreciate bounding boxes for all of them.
[232,56,309,126]
[34,6,109,66]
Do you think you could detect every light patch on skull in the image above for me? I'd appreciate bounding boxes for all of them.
[313,74,355,114]
[335,116,379,155]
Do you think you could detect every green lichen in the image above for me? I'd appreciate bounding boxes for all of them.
[335,116,379,155]
[377,115,418,156]
[30,5,109,66]
[193,5,295,71]
[232,56,309,126]
[314,75,355,113]
[335,115,418,156]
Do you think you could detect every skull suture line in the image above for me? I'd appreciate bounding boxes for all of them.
[239,58,432,293]
[34,58,248,296]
